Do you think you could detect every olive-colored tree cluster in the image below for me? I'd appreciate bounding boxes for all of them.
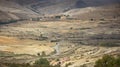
[94,55,120,67]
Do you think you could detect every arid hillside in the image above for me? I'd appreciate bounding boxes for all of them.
[0,0,39,22]
[0,0,120,67]
[0,0,120,22]
[0,19,120,67]
[64,4,120,20]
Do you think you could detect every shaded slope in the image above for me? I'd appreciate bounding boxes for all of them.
[0,0,39,23]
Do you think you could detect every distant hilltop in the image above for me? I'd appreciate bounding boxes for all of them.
[0,0,119,22]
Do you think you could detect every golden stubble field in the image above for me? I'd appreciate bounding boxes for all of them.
[0,36,55,55]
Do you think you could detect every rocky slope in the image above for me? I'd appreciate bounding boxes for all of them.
[0,0,39,22]
[0,0,119,22]
[13,0,120,15]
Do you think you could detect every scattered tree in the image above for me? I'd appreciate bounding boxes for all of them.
[41,51,46,56]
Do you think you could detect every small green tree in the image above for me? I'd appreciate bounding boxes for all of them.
[37,53,40,56]
[34,58,50,67]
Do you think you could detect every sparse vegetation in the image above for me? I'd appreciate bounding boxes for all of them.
[0,63,33,67]
[99,42,119,47]
[34,58,61,67]
[0,58,59,67]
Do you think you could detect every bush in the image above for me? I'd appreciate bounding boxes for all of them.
[1,63,32,67]
[65,62,72,67]
[41,51,46,56]
[94,55,120,67]
[34,58,51,67]
[1,58,60,67]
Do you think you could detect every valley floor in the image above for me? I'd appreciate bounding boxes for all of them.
[0,19,120,67]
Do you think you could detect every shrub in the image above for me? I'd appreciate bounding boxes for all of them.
[34,58,51,67]
[65,62,72,67]
[1,63,32,67]
[90,18,94,21]
[100,18,105,21]
[41,51,46,56]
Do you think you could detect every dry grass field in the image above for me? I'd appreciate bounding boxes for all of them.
[0,19,120,67]
[0,36,55,55]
